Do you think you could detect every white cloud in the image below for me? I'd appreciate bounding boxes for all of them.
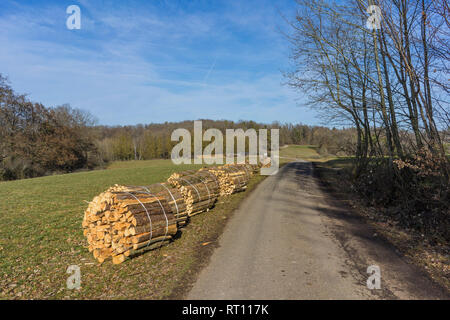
[0,0,315,125]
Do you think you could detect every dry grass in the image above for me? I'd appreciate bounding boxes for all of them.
[0,159,265,299]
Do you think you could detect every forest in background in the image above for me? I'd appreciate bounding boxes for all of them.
[2,70,448,183]
[0,73,367,181]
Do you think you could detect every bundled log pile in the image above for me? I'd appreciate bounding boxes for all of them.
[109,184,188,227]
[261,157,272,168]
[83,163,262,264]
[246,163,261,174]
[200,164,252,196]
[82,190,177,264]
[167,170,198,185]
[235,163,259,177]
[167,171,220,216]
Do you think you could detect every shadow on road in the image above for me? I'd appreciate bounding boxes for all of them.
[279,161,450,300]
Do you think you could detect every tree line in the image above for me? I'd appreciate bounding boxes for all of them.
[1,73,364,181]
[0,75,98,180]
[92,120,359,162]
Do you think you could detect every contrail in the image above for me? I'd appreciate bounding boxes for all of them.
[203,56,217,85]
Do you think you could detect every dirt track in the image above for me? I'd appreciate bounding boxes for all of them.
[187,161,449,300]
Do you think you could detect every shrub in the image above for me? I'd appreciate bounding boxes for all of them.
[354,149,449,242]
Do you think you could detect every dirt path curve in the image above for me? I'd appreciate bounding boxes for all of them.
[187,162,449,300]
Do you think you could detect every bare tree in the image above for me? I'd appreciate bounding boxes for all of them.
[285,0,448,175]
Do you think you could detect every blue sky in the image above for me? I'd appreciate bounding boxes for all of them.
[0,0,319,125]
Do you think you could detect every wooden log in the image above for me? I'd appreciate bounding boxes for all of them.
[112,237,171,264]
[127,221,177,236]
[132,235,172,250]
[131,227,177,244]
[129,214,175,227]
[126,239,171,257]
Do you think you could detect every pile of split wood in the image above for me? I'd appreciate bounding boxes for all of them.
[82,163,260,264]
[167,171,220,216]
[200,164,256,196]
[110,184,188,227]
[82,189,177,264]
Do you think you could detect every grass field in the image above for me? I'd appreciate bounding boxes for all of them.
[279,145,336,163]
[0,146,334,299]
[0,159,267,299]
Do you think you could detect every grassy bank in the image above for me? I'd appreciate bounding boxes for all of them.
[0,160,266,299]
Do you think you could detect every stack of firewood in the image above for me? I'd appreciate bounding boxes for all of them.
[167,171,220,216]
[83,163,262,264]
[201,164,251,196]
[234,163,257,178]
[247,162,261,174]
[82,189,177,264]
[167,170,198,185]
[261,157,272,168]
[109,184,188,227]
